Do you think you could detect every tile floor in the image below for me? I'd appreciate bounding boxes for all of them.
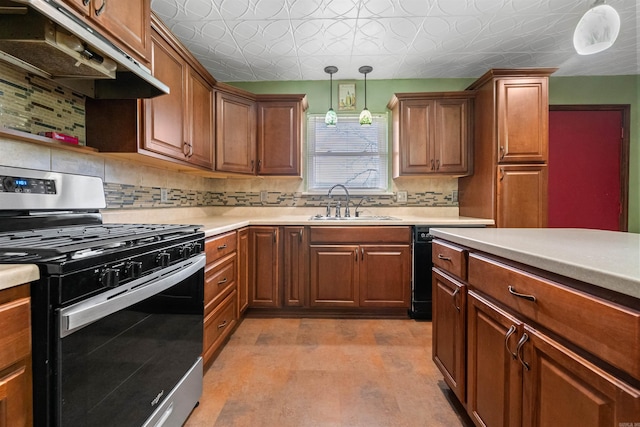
[185,318,474,427]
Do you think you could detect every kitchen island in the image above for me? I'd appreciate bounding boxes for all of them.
[429,227,639,427]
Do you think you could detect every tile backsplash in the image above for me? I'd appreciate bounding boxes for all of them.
[0,62,86,144]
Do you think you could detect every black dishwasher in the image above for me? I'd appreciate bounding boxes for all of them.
[410,226,434,319]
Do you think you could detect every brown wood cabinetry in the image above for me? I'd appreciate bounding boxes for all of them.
[0,284,32,427]
[308,227,411,310]
[388,92,474,177]
[237,227,249,315]
[215,89,307,176]
[203,231,238,366]
[432,240,468,405]
[283,226,307,307]
[62,0,150,65]
[85,15,215,172]
[432,237,640,427]
[256,95,307,176]
[248,227,280,307]
[459,68,556,227]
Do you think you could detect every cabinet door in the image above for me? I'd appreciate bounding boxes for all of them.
[497,165,548,228]
[467,291,523,427]
[216,92,256,174]
[283,227,307,307]
[309,245,359,307]
[496,78,548,163]
[187,68,214,169]
[92,0,150,64]
[237,228,249,315]
[257,101,301,176]
[144,30,186,160]
[399,99,434,174]
[432,269,466,404]
[0,362,32,427]
[359,244,410,307]
[521,325,640,427]
[433,98,470,174]
[249,227,280,307]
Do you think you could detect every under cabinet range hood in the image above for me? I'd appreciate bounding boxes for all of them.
[0,0,169,98]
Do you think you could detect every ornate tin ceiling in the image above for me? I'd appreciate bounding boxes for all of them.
[151,0,639,81]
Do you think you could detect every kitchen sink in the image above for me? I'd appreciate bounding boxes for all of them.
[309,215,401,221]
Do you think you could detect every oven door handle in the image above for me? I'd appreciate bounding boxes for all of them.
[59,254,205,337]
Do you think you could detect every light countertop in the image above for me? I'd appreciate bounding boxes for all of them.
[0,264,39,292]
[430,228,640,300]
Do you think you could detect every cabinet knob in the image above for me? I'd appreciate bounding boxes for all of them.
[95,0,106,16]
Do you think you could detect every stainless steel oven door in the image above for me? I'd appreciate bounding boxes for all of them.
[55,254,205,427]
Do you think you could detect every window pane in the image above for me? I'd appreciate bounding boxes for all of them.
[307,114,388,191]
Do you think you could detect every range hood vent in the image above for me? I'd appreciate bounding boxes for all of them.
[0,0,169,99]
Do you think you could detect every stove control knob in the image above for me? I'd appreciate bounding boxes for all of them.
[192,242,202,254]
[100,267,120,288]
[156,252,171,268]
[180,244,193,259]
[125,261,143,279]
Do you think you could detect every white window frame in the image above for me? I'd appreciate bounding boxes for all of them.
[305,113,390,194]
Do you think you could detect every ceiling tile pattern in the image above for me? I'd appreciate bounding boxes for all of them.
[151,0,639,81]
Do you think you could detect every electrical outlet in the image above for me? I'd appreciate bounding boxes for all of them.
[160,188,168,203]
[260,191,268,202]
[397,191,408,203]
[451,190,459,203]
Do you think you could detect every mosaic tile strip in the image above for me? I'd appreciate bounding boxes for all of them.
[103,182,457,210]
[0,61,86,144]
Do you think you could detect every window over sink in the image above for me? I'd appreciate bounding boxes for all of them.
[306,113,389,193]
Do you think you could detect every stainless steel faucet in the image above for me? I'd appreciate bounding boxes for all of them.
[327,184,350,217]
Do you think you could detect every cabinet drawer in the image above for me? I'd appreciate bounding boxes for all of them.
[468,253,640,379]
[309,226,411,244]
[203,290,237,364]
[205,231,237,263]
[432,240,467,279]
[204,253,236,314]
[0,296,31,371]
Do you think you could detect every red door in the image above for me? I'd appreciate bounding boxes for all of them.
[548,110,622,231]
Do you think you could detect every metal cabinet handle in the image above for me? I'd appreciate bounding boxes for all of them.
[183,141,190,157]
[218,277,227,285]
[251,160,255,172]
[217,243,227,250]
[436,159,440,170]
[451,287,460,312]
[83,0,90,5]
[95,0,106,16]
[257,159,262,172]
[516,332,530,370]
[437,254,452,261]
[217,320,227,329]
[499,168,505,181]
[504,325,517,359]
[499,145,505,160]
[508,285,537,302]
[298,229,303,242]
[361,247,364,261]
[430,159,435,170]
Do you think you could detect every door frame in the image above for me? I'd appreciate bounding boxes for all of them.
[549,104,630,231]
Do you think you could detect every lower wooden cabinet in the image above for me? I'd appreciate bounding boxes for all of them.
[248,227,280,307]
[203,290,237,365]
[237,227,249,315]
[432,269,466,404]
[0,284,32,427]
[309,245,359,307]
[283,226,307,307]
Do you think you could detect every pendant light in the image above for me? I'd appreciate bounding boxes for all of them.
[573,0,620,55]
[324,66,338,127]
[358,66,373,126]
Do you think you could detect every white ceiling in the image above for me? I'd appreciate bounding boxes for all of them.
[150,0,639,82]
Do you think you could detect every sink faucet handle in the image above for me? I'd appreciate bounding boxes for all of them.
[344,201,351,217]
[335,200,341,218]
[326,200,332,217]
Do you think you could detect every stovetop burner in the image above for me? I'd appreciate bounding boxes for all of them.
[0,223,202,262]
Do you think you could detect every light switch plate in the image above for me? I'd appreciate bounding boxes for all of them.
[160,188,168,203]
[260,191,268,202]
[397,191,407,203]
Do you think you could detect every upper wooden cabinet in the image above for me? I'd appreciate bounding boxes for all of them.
[256,95,308,176]
[62,0,151,65]
[215,86,257,175]
[458,68,556,227]
[388,92,474,177]
[496,78,549,163]
[215,88,308,176]
[85,15,215,171]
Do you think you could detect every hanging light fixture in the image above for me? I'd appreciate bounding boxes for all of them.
[324,66,338,127]
[358,66,373,126]
[573,0,620,55]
